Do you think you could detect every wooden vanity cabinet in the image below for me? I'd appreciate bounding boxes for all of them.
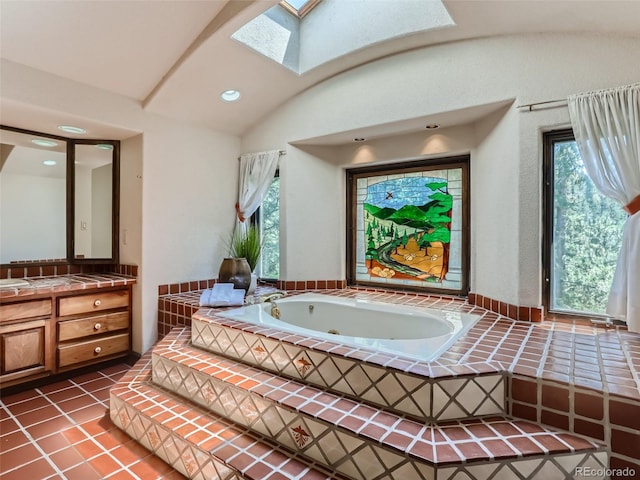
[0,298,53,385]
[0,284,132,388]
[56,288,131,371]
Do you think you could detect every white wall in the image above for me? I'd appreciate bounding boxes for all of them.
[242,32,640,308]
[119,134,143,352]
[1,60,240,353]
[140,122,239,352]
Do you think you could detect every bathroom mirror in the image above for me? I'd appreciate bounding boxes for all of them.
[71,142,119,261]
[0,126,120,266]
[0,128,67,264]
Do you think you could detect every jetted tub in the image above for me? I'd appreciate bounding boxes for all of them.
[218,293,479,362]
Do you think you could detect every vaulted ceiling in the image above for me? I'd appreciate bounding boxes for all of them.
[1,0,639,138]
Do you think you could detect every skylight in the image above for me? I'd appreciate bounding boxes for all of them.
[280,0,321,18]
[233,0,454,75]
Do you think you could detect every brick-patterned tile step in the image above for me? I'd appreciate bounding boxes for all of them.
[142,327,607,480]
[110,354,344,480]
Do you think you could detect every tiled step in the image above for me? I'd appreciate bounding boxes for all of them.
[110,353,345,480]
[192,310,506,422]
[151,327,609,480]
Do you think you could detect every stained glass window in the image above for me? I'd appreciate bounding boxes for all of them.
[347,157,469,294]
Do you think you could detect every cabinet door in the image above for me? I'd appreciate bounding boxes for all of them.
[1,321,45,375]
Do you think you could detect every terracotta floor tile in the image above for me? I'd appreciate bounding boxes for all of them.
[57,394,97,412]
[0,457,56,480]
[74,438,107,459]
[48,445,87,471]
[129,455,175,478]
[2,389,41,405]
[44,386,86,403]
[62,461,103,480]
[90,452,123,477]
[0,417,20,435]
[66,404,108,424]
[36,431,72,454]
[37,379,75,394]
[25,413,74,439]
[15,405,61,427]
[0,443,42,471]
[0,429,30,451]
[61,426,90,445]
[6,395,49,415]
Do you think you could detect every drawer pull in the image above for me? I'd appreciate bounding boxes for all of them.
[94,346,102,354]
[94,323,102,330]
[94,299,102,307]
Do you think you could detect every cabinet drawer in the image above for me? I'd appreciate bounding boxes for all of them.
[57,333,129,368]
[59,290,129,317]
[0,299,51,323]
[58,311,129,342]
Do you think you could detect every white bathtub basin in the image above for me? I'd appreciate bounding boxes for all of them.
[219,293,479,362]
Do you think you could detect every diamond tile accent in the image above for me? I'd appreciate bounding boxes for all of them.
[143,328,606,480]
[192,315,506,422]
[111,351,339,480]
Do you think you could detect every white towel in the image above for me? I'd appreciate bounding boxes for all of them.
[199,283,245,307]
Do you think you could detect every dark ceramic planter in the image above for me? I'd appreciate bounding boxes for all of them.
[217,257,251,292]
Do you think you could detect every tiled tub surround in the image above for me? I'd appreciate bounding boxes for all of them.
[149,328,606,479]
[468,292,543,323]
[157,283,278,339]
[156,287,640,475]
[112,328,607,480]
[192,309,506,422]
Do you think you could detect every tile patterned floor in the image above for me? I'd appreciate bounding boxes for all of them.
[0,364,184,480]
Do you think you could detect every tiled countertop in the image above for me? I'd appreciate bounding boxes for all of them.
[0,273,137,299]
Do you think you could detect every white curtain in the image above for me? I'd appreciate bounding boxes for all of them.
[568,83,640,332]
[235,150,280,233]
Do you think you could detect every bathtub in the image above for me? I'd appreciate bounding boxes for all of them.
[218,293,479,362]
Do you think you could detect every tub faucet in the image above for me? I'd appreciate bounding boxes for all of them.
[259,291,286,303]
[270,301,281,319]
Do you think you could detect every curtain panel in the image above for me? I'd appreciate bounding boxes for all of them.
[568,83,640,332]
[235,150,280,233]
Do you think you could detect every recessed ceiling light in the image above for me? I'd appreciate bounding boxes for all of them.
[354,138,366,142]
[43,160,57,166]
[58,125,86,134]
[221,89,241,102]
[425,123,440,130]
[31,139,58,147]
[96,144,113,150]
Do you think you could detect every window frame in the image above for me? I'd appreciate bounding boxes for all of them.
[279,0,322,18]
[251,169,280,283]
[542,128,622,319]
[346,155,470,295]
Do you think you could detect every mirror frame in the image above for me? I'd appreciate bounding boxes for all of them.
[1,125,120,267]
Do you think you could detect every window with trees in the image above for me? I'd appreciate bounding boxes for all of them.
[543,129,626,315]
[346,156,469,295]
[255,173,279,280]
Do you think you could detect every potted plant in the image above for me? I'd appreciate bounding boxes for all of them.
[227,224,262,293]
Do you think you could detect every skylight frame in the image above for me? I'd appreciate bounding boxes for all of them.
[279,0,322,18]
